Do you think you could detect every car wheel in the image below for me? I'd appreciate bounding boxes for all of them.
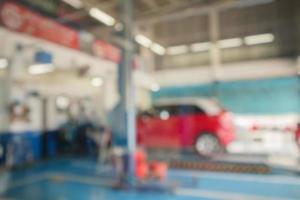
[195,134,222,156]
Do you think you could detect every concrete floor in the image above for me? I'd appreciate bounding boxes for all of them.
[0,159,299,200]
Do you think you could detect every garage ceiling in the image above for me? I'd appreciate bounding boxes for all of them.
[18,0,226,41]
[16,0,300,70]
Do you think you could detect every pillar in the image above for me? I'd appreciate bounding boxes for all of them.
[208,9,221,97]
[117,0,136,183]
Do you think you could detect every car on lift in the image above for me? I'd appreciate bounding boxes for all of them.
[137,98,236,156]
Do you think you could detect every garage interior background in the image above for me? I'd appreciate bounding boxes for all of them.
[0,0,300,130]
[0,0,299,199]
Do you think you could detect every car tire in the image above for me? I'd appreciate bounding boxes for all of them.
[195,134,222,156]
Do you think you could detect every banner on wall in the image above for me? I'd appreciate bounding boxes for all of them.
[92,40,121,64]
[0,2,122,64]
[0,2,80,49]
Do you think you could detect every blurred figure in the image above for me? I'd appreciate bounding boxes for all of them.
[74,121,92,155]
[9,102,31,133]
[57,114,78,154]
[87,125,112,164]
[6,102,33,166]
[98,127,112,164]
[6,135,33,166]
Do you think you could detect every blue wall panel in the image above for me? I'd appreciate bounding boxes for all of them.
[152,76,300,114]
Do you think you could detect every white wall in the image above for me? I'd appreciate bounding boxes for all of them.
[0,77,9,132]
[0,27,117,131]
[0,27,117,75]
[154,58,298,87]
[0,27,154,131]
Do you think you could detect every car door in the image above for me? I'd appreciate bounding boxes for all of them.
[156,105,181,148]
[179,104,207,147]
[137,105,181,148]
[137,107,158,147]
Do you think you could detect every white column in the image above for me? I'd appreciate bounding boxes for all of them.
[0,78,9,132]
[208,9,221,81]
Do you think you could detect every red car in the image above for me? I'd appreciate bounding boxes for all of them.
[137,98,235,155]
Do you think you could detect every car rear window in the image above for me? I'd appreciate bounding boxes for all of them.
[152,104,206,116]
[154,105,180,116]
[179,104,206,115]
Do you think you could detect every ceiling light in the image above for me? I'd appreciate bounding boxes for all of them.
[244,33,274,45]
[91,77,103,87]
[114,23,124,32]
[0,58,8,69]
[151,83,160,92]
[89,8,115,26]
[190,42,211,52]
[238,0,274,8]
[218,38,243,49]
[62,0,83,9]
[151,43,166,55]
[28,64,54,75]
[135,34,152,48]
[167,45,189,55]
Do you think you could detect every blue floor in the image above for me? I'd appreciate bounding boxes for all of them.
[4,180,214,200]
[1,159,300,200]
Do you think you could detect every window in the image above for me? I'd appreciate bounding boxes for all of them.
[155,105,180,116]
[179,104,206,115]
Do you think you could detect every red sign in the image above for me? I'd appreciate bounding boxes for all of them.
[0,2,80,49]
[92,40,121,63]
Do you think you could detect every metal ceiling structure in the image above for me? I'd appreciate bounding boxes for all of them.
[16,0,300,70]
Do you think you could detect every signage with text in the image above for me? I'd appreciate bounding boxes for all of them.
[0,2,80,49]
[92,40,121,64]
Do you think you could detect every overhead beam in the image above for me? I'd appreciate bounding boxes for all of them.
[137,0,204,18]
[58,0,117,24]
[209,9,221,82]
[137,0,274,25]
[137,1,232,24]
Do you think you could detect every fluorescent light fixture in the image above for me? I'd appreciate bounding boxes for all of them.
[89,8,115,26]
[151,43,166,55]
[135,34,152,48]
[91,77,103,87]
[244,33,274,45]
[218,38,243,49]
[114,23,124,32]
[190,42,211,52]
[238,0,274,8]
[151,83,160,92]
[0,58,8,69]
[167,45,189,55]
[28,64,54,75]
[62,0,83,9]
